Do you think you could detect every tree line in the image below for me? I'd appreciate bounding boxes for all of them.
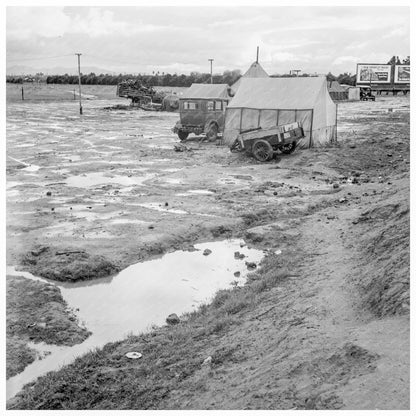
[6,56,409,86]
[6,70,354,86]
[6,70,243,87]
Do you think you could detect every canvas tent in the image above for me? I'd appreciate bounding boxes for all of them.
[327,81,348,101]
[224,77,337,148]
[231,61,269,93]
[181,83,231,100]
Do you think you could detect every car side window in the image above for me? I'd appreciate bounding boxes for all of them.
[207,101,214,111]
[215,101,222,111]
[183,101,198,110]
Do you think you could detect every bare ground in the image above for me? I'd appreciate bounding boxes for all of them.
[6,92,410,409]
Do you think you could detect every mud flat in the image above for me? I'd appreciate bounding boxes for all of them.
[6,90,410,410]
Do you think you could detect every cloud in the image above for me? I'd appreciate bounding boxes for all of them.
[382,26,406,39]
[69,8,131,37]
[7,7,71,39]
[6,6,410,75]
[332,56,361,66]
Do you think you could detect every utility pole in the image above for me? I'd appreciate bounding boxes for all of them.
[75,53,83,114]
[208,59,214,84]
[256,46,259,63]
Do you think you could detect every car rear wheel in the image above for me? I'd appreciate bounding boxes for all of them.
[252,139,274,162]
[206,124,218,141]
[178,130,189,141]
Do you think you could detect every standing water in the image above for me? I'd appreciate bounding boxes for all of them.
[7,239,265,400]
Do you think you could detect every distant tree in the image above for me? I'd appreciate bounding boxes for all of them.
[337,72,355,86]
[387,56,401,65]
[326,72,336,82]
[222,69,242,85]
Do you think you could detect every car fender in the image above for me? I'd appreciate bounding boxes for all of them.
[204,119,219,134]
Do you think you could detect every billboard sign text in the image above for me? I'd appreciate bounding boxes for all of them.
[394,65,410,83]
[357,64,391,84]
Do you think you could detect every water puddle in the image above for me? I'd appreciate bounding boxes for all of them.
[110,218,149,225]
[14,143,36,148]
[137,202,188,215]
[22,164,41,173]
[65,172,154,188]
[162,168,182,173]
[218,177,241,185]
[6,181,23,190]
[145,143,173,150]
[6,239,265,400]
[177,189,215,196]
[163,178,184,185]
[139,159,170,165]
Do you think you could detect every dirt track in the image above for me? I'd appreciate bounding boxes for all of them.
[6,86,410,409]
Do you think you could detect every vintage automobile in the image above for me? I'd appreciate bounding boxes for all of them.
[230,121,305,162]
[359,86,376,101]
[173,84,232,141]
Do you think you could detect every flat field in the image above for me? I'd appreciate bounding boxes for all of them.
[6,84,410,410]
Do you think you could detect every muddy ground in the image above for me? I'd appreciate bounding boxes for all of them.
[6,86,410,409]
[6,275,91,379]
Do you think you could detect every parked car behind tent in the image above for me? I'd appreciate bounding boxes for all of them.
[327,80,348,101]
[173,83,232,141]
[223,77,337,149]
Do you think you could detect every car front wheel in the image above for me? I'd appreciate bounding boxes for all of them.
[206,124,218,141]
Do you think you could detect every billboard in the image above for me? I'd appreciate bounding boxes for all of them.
[394,65,410,83]
[357,64,391,84]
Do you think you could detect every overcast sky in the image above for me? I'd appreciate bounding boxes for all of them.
[6,6,410,75]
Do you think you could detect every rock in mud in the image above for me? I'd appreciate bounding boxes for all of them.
[203,249,212,256]
[234,251,245,259]
[166,313,180,325]
[174,143,189,152]
[245,261,257,270]
[202,356,213,367]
